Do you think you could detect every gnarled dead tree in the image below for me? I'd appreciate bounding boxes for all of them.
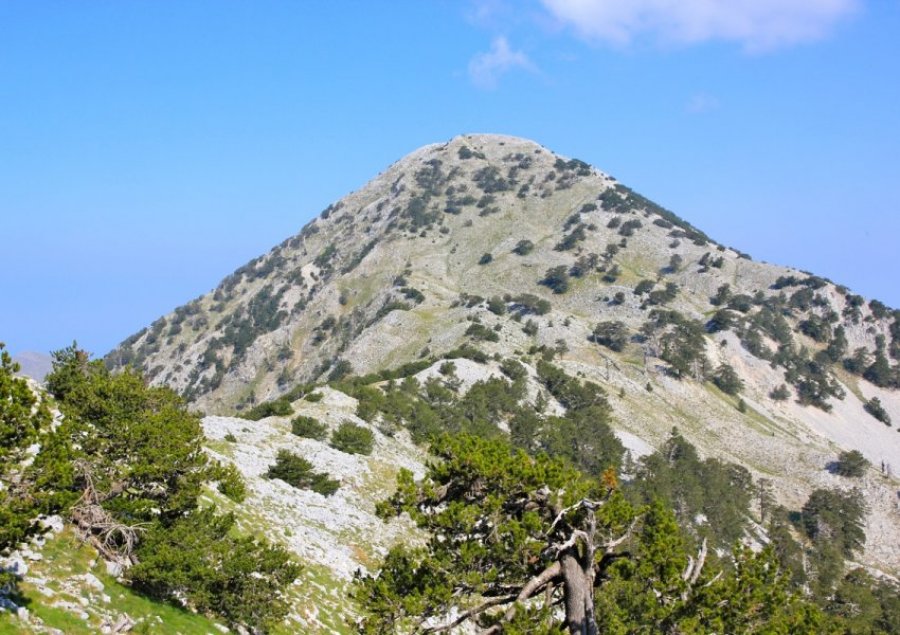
[70,459,145,566]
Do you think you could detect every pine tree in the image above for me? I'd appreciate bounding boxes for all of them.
[35,344,300,631]
[711,362,743,395]
[0,343,53,594]
[356,434,824,634]
[355,434,635,634]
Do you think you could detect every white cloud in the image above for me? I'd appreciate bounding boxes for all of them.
[468,36,536,89]
[466,0,512,27]
[686,93,720,114]
[539,0,859,51]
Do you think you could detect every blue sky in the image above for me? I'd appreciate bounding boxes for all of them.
[2,0,898,357]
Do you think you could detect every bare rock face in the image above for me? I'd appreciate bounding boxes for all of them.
[200,387,427,630]
[107,133,900,574]
[202,387,426,581]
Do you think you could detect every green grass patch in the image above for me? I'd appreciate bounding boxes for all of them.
[2,529,223,635]
[702,383,783,437]
[833,366,865,402]
[7,602,90,634]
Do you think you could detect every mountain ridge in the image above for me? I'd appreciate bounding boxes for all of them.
[107,132,900,573]
[106,133,777,404]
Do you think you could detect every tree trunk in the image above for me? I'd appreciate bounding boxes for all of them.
[561,551,598,635]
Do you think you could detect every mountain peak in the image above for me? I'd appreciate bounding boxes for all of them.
[387,133,604,184]
[107,136,900,579]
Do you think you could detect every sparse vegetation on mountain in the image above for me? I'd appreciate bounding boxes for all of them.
[499,358,527,381]
[618,218,643,237]
[864,351,898,389]
[666,253,683,273]
[328,359,354,382]
[541,265,570,294]
[834,450,870,477]
[457,145,484,160]
[330,421,375,455]
[645,281,680,306]
[634,279,655,295]
[244,397,294,420]
[472,165,512,193]
[825,325,848,362]
[863,396,891,425]
[592,320,629,352]
[602,263,621,283]
[800,315,832,343]
[209,461,248,503]
[801,487,868,596]
[487,295,506,315]
[291,414,329,440]
[512,239,534,255]
[569,253,598,278]
[465,322,500,343]
[770,383,791,401]
[266,449,340,496]
[711,283,732,306]
[783,351,845,411]
[706,308,736,333]
[555,223,587,251]
[711,362,743,395]
[509,293,551,316]
[657,316,707,379]
[844,347,870,375]
[400,286,425,304]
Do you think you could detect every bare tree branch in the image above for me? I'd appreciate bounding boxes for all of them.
[482,561,563,633]
[549,498,603,533]
[422,594,518,634]
[548,529,591,557]
[601,516,640,554]
[681,538,708,600]
[690,538,708,586]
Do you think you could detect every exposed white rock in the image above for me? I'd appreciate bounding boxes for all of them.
[2,556,28,577]
[21,549,42,562]
[104,560,124,578]
[39,515,64,535]
[78,573,104,592]
[202,387,426,581]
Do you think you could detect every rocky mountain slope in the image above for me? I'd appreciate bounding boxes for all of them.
[108,133,900,575]
[2,384,423,634]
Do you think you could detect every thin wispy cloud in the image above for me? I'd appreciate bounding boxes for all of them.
[539,0,860,52]
[468,36,536,88]
[686,93,720,114]
[466,0,511,27]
